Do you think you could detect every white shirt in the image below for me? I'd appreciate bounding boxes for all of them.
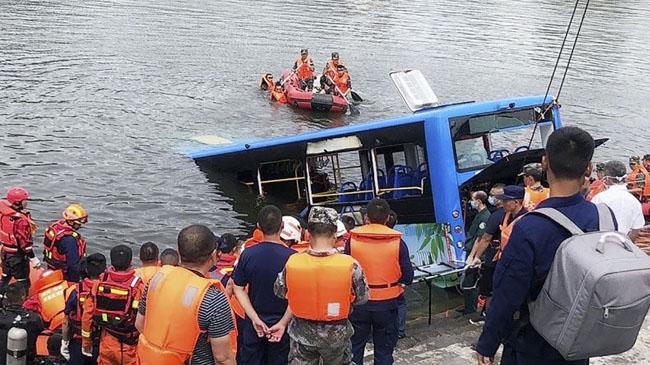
[591,184,645,234]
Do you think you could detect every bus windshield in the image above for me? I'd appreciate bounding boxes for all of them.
[450,107,553,171]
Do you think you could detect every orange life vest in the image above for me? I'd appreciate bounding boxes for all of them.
[335,72,350,95]
[295,56,315,81]
[271,88,287,103]
[627,166,649,192]
[36,331,52,357]
[213,281,239,354]
[349,224,403,301]
[91,268,142,342]
[291,242,310,253]
[323,59,340,80]
[587,179,605,201]
[524,186,549,210]
[0,200,33,254]
[33,270,68,330]
[244,229,264,249]
[494,211,524,261]
[137,266,232,364]
[135,265,160,285]
[285,252,355,321]
[64,278,96,340]
[43,220,87,271]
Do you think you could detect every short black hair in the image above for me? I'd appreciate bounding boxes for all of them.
[342,215,356,231]
[307,222,337,238]
[257,205,283,235]
[5,283,26,305]
[110,245,133,271]
[82,253,107,279]
[366,199,391,224]
[160,248,180,266]
[219,233,238,254]
[139,242,159,264]
[545,127,595,180]
[178,225,216,264]
[473,191,488,205]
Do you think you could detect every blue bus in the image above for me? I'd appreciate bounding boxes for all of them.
[188,94,568,283]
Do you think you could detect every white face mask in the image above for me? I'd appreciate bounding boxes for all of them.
[488,196,498,206]
[470,200,479,210]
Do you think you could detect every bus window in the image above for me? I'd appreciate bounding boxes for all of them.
[374,143,429,200]
[307,150,372,205]
[450,107,554,172]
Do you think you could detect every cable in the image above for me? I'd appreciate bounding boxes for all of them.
[527,0,589,149]
[556,0,591,101]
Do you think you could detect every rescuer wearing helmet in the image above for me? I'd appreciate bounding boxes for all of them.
[0,187,40,292]
[43,204,88,282]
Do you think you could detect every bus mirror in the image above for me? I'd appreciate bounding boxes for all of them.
[389,70,439,112]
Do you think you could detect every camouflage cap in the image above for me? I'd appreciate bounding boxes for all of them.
[518,163,543,177]
[595,162,605,172]
[643,154,650,161]
[308,206,338,227]
[630,156,641,164]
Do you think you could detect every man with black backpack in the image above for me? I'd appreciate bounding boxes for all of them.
[475,127,632,364]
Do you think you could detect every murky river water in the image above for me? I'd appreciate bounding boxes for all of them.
[2,0,649,257]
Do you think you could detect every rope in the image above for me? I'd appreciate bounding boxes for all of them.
[527,0,591,149]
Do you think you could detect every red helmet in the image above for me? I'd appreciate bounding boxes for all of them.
[6,187,30,204]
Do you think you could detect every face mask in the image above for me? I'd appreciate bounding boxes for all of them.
[488,196,497,206]
[470,200,479,210]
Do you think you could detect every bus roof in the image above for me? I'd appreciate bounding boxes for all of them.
[187,95,553,165]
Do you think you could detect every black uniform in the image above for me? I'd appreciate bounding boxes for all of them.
[0,305,45,364]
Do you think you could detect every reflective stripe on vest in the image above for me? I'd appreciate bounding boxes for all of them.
[350,224,403,301]
[137,266,214,364]
[286,252,355,321]
[43,221,87,271]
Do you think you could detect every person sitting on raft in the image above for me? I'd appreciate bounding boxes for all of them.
[293,48,315,91]
[320,52,343,90]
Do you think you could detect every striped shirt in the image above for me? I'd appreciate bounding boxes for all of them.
[138,276,234,365]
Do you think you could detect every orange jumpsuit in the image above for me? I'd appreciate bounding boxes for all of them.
[81,269,143,365]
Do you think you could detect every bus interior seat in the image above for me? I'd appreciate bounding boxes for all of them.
[338,181,358,203]
[388,165,417,199]
[359,170,386,201]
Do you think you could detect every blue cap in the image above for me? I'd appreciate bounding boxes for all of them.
[496,185,525,201]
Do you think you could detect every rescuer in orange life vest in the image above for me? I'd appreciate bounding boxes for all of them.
[43,204,89,282]
[81,245,143,365]
[274,206,369,364]
[586,162,606,201]
[344,198,414,365]
[293,48,315,91]
[320,52,343,90]
[519,163,549,210]
[135,225,235,365]
[61,253,107,365]
[333,65,352,97]
[0,187,41,292]
[214,233,240,286]
[134,241,160,285]
[627,156,648,197]
[23,269,70,331]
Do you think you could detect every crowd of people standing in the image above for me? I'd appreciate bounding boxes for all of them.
[0,188,412,365]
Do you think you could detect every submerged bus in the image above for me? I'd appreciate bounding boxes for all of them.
[188,94,566,283]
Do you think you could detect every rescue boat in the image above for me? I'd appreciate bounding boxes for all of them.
[281,70,348,113]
